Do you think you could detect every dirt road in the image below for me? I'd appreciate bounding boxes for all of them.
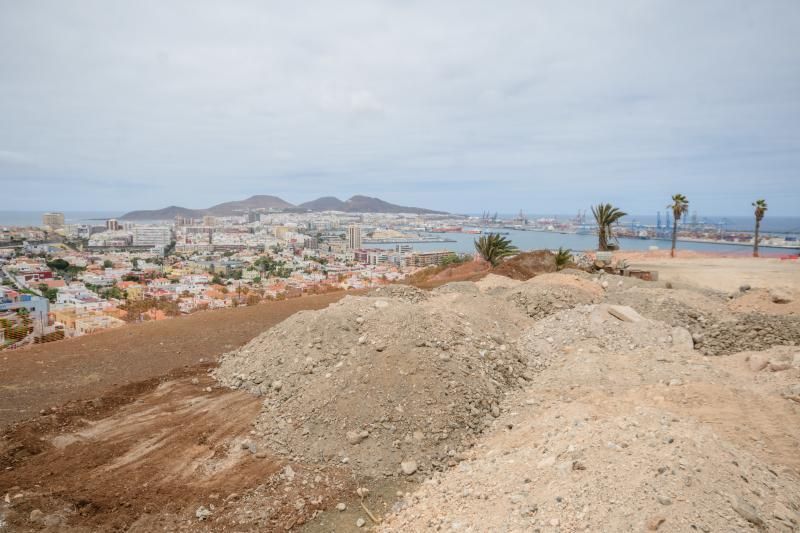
[0,292,348,428]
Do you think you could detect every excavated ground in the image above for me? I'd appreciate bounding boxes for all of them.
[1,264,798,532]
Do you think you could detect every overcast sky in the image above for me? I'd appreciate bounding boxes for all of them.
[1,1,799,215]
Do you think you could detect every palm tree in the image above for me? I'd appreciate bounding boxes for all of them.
[474,233,518,266]
[668,194,689,257]
[752,199,768,257]
[591,203,627,251]
[554,247,572,270]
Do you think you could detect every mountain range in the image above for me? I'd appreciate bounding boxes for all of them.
[119,195,445,220]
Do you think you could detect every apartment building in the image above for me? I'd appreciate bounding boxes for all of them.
[42,212,65,229]
[347,225,362,250]
[133,225,173,248]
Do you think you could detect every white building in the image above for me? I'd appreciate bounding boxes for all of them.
[133,225,173,248]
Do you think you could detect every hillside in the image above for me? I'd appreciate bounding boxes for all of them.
[121,194,445,220]
[298,195,446,214]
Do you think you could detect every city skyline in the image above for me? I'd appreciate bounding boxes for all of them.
[2,1,799,215]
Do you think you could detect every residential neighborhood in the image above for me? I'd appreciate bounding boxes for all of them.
[0,210,463,349]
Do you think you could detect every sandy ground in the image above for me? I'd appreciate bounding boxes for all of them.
[618,252,799,293]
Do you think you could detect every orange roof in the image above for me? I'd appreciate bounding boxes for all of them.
[39,279,66,289]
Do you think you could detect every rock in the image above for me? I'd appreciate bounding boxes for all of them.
[671,327,694,350]
[347,430,369,445]
[748,353,769,372]
[657,495,672,505]
[401,459,418,475]
[607,305,644,323]
[770,289,792,304]
[691,332,704,345]
[271,380,283,391]
[43,514,63,527]
[374,300,389,308]
[646,515,666,530]
[336,502,347,511]
[196,506,213,520]
[769,361,792,372]
[739,284,751,292]
[732,498,764,527]
[29,509,44,523]
[191,378,199,385]
[356,517,366,527]
[283,465,296,481]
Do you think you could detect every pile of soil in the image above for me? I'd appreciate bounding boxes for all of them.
[505,272,604,320]
[380,330,800,533]
[404,260,491,289]
[606,286,800,356]
[521,304,694,372]
[214,290,532,479]
[492,250,557,280]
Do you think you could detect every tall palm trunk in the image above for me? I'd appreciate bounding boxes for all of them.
[598,225,607,251]
[671,218,678,257]
[753,219,760,257]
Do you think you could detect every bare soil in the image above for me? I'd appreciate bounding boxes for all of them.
[0,292,349,428]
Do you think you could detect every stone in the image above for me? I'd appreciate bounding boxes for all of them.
[769,361,792,372]
[748,354,769,372]
[336,502,347,511]
[671,327,694,350]
[607,305,644,323]
[29,509,44,522]
[732,498,764,527]
[43,515,63,527]
[271,380,283,391]
[401,459,418,475]
[657,496,672,505]
[770,289,792,304]
[739,284,751,293]
[347,430,369,445]
[196,506,212,520]
[646,515,666,530]
[374,300,389,308]
[356,517,366,527]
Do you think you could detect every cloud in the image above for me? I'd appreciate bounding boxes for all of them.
[0,0,798,214]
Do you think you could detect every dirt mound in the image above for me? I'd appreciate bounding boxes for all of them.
[367,284,429,303]
[521,304,694,372]
[605,285,800,356]
[404,260,490,289]
[214,291,532,479]
[506,272,604,320]
[492,250,556,280]
[379,315,800,532]
[474,273,522,294]
[700,313,800,356]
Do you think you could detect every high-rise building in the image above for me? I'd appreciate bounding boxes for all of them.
[42,212,65,229]
[202,215,217,227]
[133,225,173,248]
[347,225,362,250]
[106,219,121,231]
